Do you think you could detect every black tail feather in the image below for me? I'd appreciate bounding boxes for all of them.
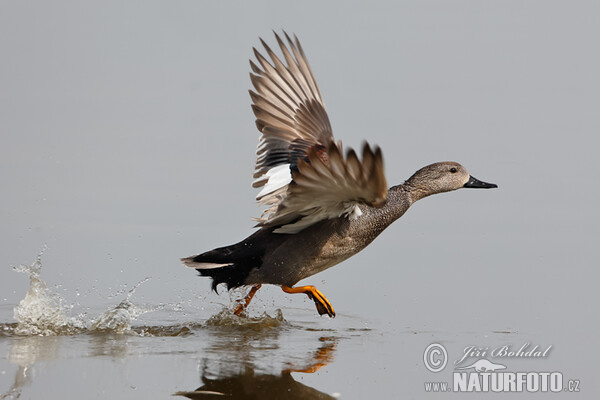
[182,240,265,292]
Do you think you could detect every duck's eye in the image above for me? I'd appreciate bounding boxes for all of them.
[450,167,457,173]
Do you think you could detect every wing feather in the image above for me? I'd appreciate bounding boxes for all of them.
[249,32,388,233]
[257,142,388,233]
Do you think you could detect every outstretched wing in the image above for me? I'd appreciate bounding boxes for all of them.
[250,32,387,233]
[250,32,333,191]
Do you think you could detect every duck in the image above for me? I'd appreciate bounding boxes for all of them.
[182,32,497,318]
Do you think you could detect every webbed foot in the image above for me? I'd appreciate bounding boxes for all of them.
[281,285,336,318]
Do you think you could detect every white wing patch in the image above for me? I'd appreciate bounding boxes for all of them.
[255,164,292,200]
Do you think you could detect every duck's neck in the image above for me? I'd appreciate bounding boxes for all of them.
[351,184,418,242]
[376,184,415,223]
[380,180,434,218]
[401,179,434,203]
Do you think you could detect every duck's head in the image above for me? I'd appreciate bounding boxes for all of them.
[405,161,497,201]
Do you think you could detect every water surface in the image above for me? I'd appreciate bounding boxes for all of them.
[1,254,592,399]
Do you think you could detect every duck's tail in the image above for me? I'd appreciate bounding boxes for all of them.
[181,241,264,292]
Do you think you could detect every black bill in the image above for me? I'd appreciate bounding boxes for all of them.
[463,175,498,189]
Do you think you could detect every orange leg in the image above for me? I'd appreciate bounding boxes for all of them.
[281,285,335,318]
[233,284,262,316]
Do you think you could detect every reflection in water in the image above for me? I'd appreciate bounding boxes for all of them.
[287,337,337,374]
[175,336,338,399]
[175,368,336,399]
[2,336,62,399]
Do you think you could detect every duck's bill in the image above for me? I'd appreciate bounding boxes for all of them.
[463,175,498,189]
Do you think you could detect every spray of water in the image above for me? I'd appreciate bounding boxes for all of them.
[4,251,287,338]
[9,250,153,336]
[12,249,86,336]
[89,278,152,334]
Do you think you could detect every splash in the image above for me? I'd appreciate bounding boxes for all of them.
[3,252,292,338]
[205,308,286,329]
[7,251,154,337]
[89,278,153,334]
[12,249,86,336]
[199,286,288,329]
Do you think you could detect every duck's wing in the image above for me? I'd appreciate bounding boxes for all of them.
[250,32,333,189]
[250,32,387,233]
[262,141,387,233]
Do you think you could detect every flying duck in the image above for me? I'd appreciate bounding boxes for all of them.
[182,32,497,317]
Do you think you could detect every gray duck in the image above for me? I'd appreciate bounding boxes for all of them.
[182,32,497,317]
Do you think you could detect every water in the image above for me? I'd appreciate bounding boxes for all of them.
[0,254,365,399]
[1,253,594,399]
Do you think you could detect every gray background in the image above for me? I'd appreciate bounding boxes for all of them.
[1,0,598,397]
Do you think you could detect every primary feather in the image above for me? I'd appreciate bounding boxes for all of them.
[250,32,388,233]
